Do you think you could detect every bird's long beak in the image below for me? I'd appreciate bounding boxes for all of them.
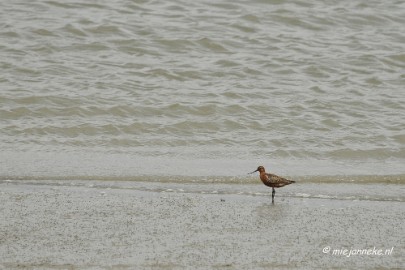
[248,169,258,174]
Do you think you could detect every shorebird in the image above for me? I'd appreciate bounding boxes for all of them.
[249,166,295,203]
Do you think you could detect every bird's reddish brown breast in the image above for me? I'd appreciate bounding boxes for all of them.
[260,173,274,187]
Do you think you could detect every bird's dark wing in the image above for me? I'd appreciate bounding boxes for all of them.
[266,173,295,187]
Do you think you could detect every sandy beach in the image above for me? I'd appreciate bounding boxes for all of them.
[0,180,404,270]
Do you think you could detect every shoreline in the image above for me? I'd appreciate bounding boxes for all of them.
[1,182,404,269]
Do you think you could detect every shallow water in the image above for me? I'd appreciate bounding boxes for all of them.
[1,0,405,178]
[1,182,404,269]
[2,179,404,203]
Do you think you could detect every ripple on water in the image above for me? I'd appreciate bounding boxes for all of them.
[0,0,404,176]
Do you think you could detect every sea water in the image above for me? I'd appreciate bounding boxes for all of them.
[1,0,404,181]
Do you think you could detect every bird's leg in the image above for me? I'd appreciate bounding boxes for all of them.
[272,188,275,203]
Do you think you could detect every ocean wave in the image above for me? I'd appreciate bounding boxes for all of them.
[1,0,404,175]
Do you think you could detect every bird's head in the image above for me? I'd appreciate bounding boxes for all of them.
[249,166,265,174]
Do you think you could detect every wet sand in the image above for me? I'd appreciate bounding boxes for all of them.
[0,181,403,269]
